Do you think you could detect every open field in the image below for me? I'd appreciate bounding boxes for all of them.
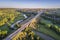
[35,10,60,40]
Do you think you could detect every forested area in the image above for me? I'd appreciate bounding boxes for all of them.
[0,9,24,39]
[13,27,44,40]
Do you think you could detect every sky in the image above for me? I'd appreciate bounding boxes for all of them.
[0,0,60,8]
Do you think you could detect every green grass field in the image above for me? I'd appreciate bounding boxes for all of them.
[36,18,60,40]
[37,24,60,40]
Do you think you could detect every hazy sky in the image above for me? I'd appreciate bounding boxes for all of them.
[0,0,60,8]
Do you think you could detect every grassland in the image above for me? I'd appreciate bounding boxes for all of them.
[37,24,60,40]
[37,10,60,40]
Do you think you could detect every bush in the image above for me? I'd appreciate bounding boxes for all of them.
[50,25,60,35]
[0,30,8,38]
